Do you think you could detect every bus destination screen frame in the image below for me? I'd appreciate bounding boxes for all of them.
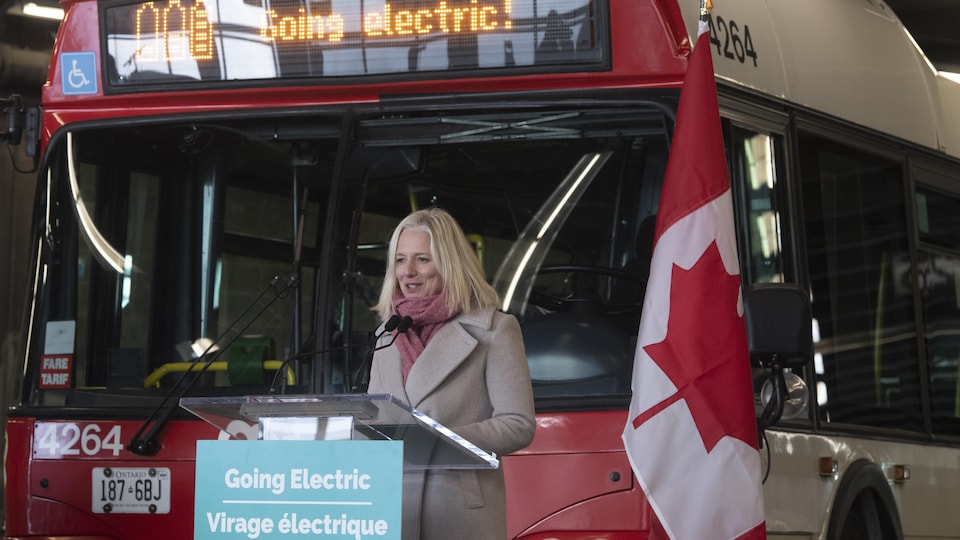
[100,0,610,92]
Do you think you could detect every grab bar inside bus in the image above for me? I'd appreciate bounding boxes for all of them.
[144,361,295,388]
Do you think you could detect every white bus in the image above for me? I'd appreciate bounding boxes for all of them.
[680,0,960,537]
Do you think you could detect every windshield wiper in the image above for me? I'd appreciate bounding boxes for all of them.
[127,274,297,456]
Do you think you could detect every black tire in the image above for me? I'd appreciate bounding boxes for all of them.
[826,460,903,540]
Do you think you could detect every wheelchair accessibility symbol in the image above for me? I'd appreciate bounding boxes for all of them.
[61,52,98,95]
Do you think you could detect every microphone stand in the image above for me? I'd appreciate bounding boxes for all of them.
[351,316,412,393]
[267,315,387,395]
[269,315,406,395]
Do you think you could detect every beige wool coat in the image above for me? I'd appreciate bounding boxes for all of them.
[368,307,536,540]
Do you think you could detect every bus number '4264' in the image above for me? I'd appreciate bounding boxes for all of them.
[34,422,125,458]
[708,14,758,67]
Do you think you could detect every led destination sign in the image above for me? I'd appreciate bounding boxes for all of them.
[103,0,605,87]
[259,1,517,42]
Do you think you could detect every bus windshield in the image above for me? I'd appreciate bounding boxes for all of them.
[27,103,670,409]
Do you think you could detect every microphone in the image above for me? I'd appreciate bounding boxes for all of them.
[367,315,412,352]
[381,314,405,336]
[395,316,414,335]
[351,315,412,392]
[269,315,404,395]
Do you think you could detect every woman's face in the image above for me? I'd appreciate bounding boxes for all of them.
[395,229,443,298]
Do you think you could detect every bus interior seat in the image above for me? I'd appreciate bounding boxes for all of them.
[610,214,655,332]
[522,312,632,398]
[618,215,655,293]
[226,336,275,385]
[106,348,148,388]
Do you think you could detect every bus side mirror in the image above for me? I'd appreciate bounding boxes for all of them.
[744,283,812,429]
[744,283,811,370]
[1,95,26,145]
[1,94,39,157]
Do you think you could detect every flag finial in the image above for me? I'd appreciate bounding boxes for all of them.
[700,0,713,22]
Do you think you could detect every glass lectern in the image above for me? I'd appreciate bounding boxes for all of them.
[180,393,499,471]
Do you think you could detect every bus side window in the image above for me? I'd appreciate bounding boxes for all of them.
[799,132,923,431]
[915,182,960,436]
[728,125,786,286]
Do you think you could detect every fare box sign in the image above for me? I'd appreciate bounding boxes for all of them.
[195,440,402,540]
[40,354,72,389]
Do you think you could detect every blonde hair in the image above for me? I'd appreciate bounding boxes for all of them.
[375,208,500,320]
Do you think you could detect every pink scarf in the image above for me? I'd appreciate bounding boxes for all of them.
[393,292,459,384]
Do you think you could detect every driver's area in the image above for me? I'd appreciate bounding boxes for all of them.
[347,106,670,404]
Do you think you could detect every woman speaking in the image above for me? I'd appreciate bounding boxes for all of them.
[367,207,536,539]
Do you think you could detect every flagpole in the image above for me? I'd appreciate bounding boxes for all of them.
[699,0,711,30]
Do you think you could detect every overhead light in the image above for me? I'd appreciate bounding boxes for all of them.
[7,2,65,20]
[23,2,64,19]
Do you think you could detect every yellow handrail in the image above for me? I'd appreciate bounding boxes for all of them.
[467,234,485,267]
[144,360,295,388]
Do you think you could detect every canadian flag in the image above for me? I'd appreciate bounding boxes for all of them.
[620,25,766,540]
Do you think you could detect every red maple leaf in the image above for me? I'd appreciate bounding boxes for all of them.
[630,241,755,452]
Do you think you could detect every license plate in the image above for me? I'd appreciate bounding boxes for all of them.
[92,467,171,514]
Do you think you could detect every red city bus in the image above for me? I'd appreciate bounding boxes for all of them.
[5,0,960,538]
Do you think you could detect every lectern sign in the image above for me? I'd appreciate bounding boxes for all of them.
[194,440,402,539]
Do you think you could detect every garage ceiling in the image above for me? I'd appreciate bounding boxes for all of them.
[886,0,960,74]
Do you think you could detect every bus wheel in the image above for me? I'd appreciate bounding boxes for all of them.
[826,460,902,540]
